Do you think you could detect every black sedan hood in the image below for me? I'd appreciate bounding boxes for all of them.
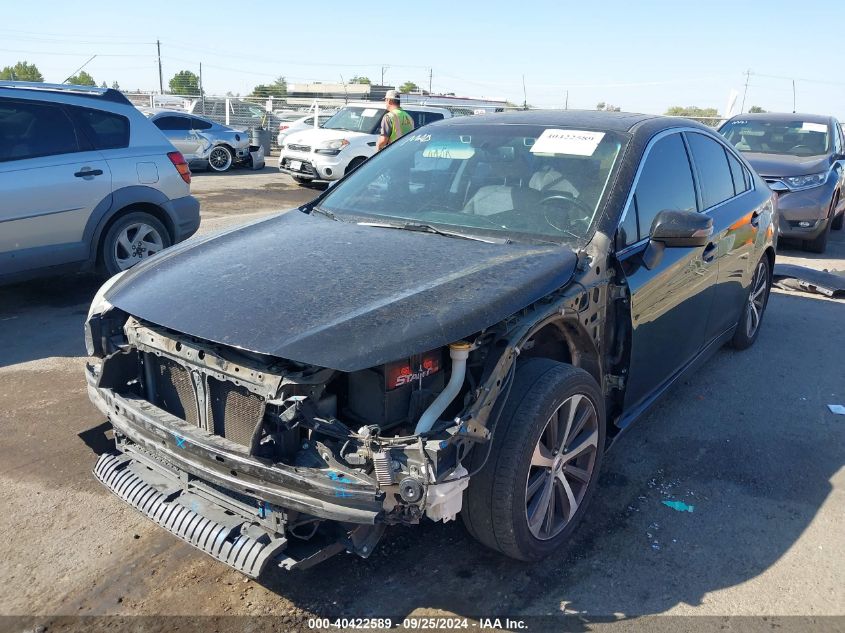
[741,152,830,178]
[106,211,578,371]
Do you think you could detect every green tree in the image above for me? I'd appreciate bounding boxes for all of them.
[169,70,201,95]
[251,76,287,99]
[0,61,44,82]
[665,105,720,123]
[349,75,371,85]
[67,70,96,86]
[748,105,767,113]
[399,81,419,93]
[111,81,120,90]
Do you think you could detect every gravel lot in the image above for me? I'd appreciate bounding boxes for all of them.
[1,162,843,630]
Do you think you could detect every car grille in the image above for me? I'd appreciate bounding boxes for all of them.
[287,144,311,152]
[281,158,317,177]
[147,355,265,450]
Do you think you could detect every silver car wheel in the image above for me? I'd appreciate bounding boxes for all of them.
[208,145,233,172]
[525,393,599,541]
[745,260,768,338]
[114,222,164,270]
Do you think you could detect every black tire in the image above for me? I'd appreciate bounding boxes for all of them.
[208,145,233,172]
[730,254,771,350]
[292,175,310,185]
[345,156,366,175]
[832,211,843,231]
[462,358,605,561]
[100,211,171,276]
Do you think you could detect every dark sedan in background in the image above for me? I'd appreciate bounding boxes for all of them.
[720,112,845,253]
[85,111,776,576]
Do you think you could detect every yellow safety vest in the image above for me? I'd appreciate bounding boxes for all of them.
[387,108,415,143]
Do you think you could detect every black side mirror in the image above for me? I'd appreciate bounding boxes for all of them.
[641,209,713,270]
[650,209,713,247]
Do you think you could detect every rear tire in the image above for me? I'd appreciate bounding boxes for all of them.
[100,211,171,276]
[730,255,771,350]
[462,358,605,561]
[208,145,233,172]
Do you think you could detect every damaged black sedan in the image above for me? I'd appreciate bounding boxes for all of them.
[85,111,776,577]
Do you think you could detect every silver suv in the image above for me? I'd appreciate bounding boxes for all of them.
[0,82,200,283]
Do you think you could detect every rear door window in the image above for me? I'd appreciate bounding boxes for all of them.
[686,132,736,209]
[630,132,697,241]
[154,116,192,131]
[725,150,749,196]
[190,117,213,130]
[0,99,82,162]
[68,106,130,150]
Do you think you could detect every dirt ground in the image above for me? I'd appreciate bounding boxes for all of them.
[1,162,843,631]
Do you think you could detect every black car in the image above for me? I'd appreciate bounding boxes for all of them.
[719,112,845,253]
[85,111,776,577]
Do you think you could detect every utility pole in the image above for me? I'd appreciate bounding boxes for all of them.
[792,78,796,113]
[428,67,433,95]
[381,65,388,86]
[522,74,528,110]
[740,69,751,113]
[157,39,163,94]
[199,62,205,112]
[564,90,569,110]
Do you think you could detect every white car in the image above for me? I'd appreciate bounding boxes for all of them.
[278,103,451,183]
[277,113,333,147]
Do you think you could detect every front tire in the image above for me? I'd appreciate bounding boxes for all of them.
[100,211,171,276]
[462,359,605,561]
[345,156,366,175]
[730,255,771,350]
[208,145,233,172]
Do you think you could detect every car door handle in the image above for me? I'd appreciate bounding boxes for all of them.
[702,242,717,263]
[74,168,103,178]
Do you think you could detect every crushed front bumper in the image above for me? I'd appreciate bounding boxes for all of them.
[94,452,287,577]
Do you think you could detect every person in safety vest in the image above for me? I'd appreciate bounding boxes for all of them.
[376,89,415,151]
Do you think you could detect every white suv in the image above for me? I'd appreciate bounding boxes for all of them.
[0,82,200,283]
[279,103,451,183]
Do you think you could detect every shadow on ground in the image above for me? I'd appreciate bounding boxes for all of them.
[0,273,103,368]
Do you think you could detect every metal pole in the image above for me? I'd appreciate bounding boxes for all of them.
[565,90,569,110]
[429,67,432,94]
[157,40,164,94]
[199,62,205,112]
[740,69,751,113]
[522,75,528,110]
[792,79,796,113]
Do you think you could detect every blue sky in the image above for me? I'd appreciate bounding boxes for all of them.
[2,0,844,117]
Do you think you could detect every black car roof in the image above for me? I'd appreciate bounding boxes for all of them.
[725,112,834,124]
[434,109,711,137]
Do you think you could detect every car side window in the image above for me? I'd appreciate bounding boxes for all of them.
[67,106,130,150]
[409,111,444,128]
[154,116,191,131]
[0,99,82,162]
[630,133,697,241]
[686,132,736,209]
[303,117,313,125]
[725,149,749,196]
[191,117,212,131]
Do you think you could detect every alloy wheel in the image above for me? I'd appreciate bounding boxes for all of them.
[114,222,164,270]
[525,393,599,540]
[209,146,233,171]
[745,260,768,338]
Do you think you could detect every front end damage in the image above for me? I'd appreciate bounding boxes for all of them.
[85,312,516,576]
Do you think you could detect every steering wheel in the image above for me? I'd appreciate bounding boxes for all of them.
[539,193,593,233]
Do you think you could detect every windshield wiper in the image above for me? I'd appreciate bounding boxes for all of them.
[357,221,508,244]
[310,206,339,221]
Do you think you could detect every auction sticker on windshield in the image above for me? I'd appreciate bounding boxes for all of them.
[422,141,476,159]
[802,122,827,133]
[531,129,605,156]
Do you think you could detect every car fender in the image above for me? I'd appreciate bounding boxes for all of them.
[85,185,177,264]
